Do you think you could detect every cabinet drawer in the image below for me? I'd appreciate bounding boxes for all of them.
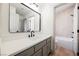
[43,45,48,56]
[15,47,34,56]
[35,40,46,52]
[33,49,42,56]
[47,37,51,43]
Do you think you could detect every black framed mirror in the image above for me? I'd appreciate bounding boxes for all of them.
[9,3,41,33]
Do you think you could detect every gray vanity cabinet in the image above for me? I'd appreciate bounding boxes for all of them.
[43,38,51,56]
[15,37,51,56]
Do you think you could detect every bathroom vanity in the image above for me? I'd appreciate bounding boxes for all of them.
[2,35,52,56]
[15,37,51,56]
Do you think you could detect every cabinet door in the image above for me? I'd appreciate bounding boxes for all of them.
[33,49,42,56]
[15,47,34,56]
[43,45,48,56]
[47,42,51,54]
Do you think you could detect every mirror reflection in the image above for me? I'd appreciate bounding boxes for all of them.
[9,3,41,33]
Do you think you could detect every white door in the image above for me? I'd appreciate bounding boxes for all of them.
[73,4,78,55]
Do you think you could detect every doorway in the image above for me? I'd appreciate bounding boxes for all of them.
[54,3,77,56]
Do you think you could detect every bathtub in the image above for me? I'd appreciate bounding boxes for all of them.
[55,36,73,51]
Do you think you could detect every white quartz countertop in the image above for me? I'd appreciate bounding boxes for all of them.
[2,35,52,56]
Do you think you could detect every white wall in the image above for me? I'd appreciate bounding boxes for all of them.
[0,3,55,55]
[55,7,74,38]
[40,4,55,50]
[73,4,78,55]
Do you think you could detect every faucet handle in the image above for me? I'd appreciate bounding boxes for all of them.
[28,35,31,38]
[33,34,35,37]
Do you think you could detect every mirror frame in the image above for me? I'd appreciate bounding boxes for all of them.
[9,3,41,33]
